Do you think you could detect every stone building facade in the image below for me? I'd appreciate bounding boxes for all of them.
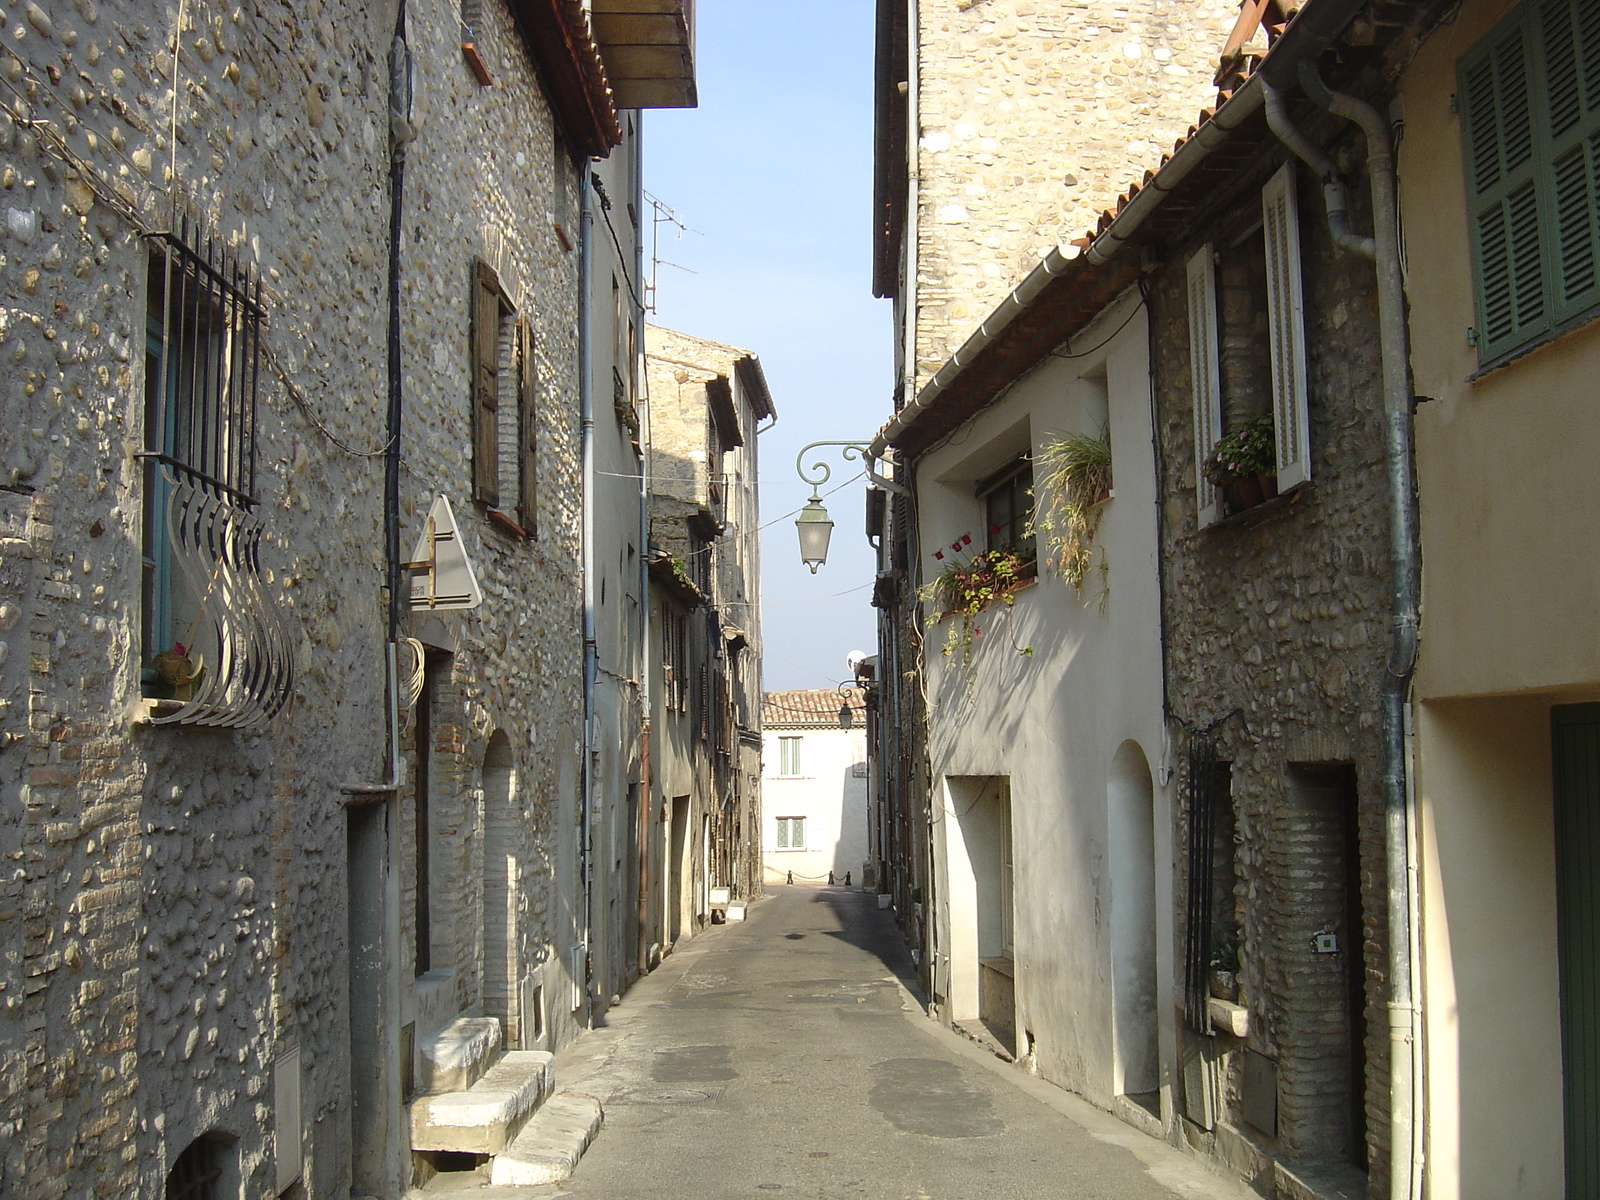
[1148,112,1395,1195]
[643,325,771,934]
[0,0,693,1195]
[873,0,1238,396]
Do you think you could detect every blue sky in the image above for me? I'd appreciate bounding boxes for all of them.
[644,2,890,693]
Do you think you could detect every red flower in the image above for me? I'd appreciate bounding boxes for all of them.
[961,533,972,546]
[934,550,944,560]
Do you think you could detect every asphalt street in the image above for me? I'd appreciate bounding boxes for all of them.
[437,886,1257,1200]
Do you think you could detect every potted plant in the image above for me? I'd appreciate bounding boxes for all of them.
[919,546,1035,674]
[1202,412,1278,513]
[1033,428,1113,593]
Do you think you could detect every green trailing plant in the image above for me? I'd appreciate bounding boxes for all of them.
[1202,412,1275,486]
[919,548,1035,689]
[1033,428,1113,593]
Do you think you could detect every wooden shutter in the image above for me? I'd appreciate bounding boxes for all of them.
[1463,23,1548,360]
[516,316,538,535]
[471,261,501,508]
[1262,163,1312,490]
[1542,0,1600,325]
[1551,702,1600,1200]
[1186,245,1223,527]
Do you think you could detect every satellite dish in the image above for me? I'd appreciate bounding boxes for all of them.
[405,494,483,610]
[845,649,867,674]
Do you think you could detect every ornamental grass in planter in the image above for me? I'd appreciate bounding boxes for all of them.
[1034,428,1113,594]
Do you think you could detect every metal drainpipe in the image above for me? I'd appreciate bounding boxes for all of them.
[578,163,598,1019]
[1265,63,1421,1200]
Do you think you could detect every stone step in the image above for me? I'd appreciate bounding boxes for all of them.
[409,1050,553,1155]
[416,1016,502,1096]
[488,1092,604,1187]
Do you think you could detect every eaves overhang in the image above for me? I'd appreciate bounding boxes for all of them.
[591,0,698,109]
[510,0,623,157]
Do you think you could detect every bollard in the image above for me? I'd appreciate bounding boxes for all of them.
[844,870,852,887]
[786,870,793,885]
[828,870,836,885]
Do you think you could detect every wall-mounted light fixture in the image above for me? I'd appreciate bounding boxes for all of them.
[793,441,908,572]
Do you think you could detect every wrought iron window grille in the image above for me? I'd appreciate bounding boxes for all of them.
[139,212,292,728]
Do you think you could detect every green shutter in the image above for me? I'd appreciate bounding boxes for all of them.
[1551,704,1600,1200]
[1462,0,1600,363]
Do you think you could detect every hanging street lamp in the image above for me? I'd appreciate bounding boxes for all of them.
[796,492,834,573]
[792,441,909,571]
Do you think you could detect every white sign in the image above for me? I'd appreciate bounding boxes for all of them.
[406,494,483,611]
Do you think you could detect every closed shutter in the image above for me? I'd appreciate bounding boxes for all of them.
[1542,0,1600,325]
[1262,162,1312,490]
[517,317,538,535]
[1551,703,1600,1200]
[471,261,501,508]
[1461,0,1600,362]
[1464,24,1547,360]
[1186,245,1222,528]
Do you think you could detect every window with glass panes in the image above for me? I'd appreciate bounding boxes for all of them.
[778,736,801,776]
[775,816,805,850]
[980,459,1035,556]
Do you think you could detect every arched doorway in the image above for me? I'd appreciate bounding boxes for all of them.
[1108,740,1158,1108]
[481,732,521,1044]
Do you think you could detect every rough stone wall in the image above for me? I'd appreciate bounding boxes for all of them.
[642,325,766,904]
[0,0,586,1196]
[911,0,1237,388]
[1151,141,1394,1186]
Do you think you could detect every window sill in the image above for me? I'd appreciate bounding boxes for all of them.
[485,508,528,540]
[134,698,187,725]
[1468,304,1600,381]
[1203,480,1305,531]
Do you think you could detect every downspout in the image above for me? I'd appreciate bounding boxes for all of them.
[633,119,653,975]
[578,163,598,1018]
[1264,63,1420,1200]
[901,0,920,410]
[381,9,414,794]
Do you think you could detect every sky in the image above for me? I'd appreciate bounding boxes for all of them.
[642,2,889,694]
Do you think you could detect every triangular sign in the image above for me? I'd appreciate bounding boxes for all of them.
[406,494,483,611]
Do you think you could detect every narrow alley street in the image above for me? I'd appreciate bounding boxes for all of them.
[430,888,1255,1200]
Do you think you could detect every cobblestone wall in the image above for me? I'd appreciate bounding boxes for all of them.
[0,1,586,1195]
[1150,139,1394,1185]
[911,0,1237,388]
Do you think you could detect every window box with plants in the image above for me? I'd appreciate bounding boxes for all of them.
[920,544,1037,672]
[1203,412,1278,517]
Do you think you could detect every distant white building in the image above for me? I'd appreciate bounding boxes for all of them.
[762,690,869,886]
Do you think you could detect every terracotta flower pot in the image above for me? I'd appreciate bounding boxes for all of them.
[1257,471,1279,501]
[1225,474,1264,513]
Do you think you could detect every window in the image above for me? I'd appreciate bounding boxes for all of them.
[165,1134,236,1200]
[775,816,806,850]
[471,260,537,534]
[1187,161,1310,528]
[1460,0,1600,366]
[779,735,802,776]
[141,218,291,727]
[978,457,1035,557]
[662,604,689,712]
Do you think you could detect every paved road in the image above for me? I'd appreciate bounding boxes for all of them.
[442,886,1255,1200]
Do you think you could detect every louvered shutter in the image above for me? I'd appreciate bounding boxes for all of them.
[1541,0,1600,326]
[1463,23,1549,360]
[1186,245,1223,527]
[1262,163,1312,490]
[517,317,538,535]
[471,261,501,508]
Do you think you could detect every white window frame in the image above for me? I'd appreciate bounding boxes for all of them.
[1187,162,1312,529]
[778,735,802,777]
[775,815,806,851]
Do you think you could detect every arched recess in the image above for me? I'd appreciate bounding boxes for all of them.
[165,1130,239,1199]
[1108,739,1159,1102]
[482,732,522,1045]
